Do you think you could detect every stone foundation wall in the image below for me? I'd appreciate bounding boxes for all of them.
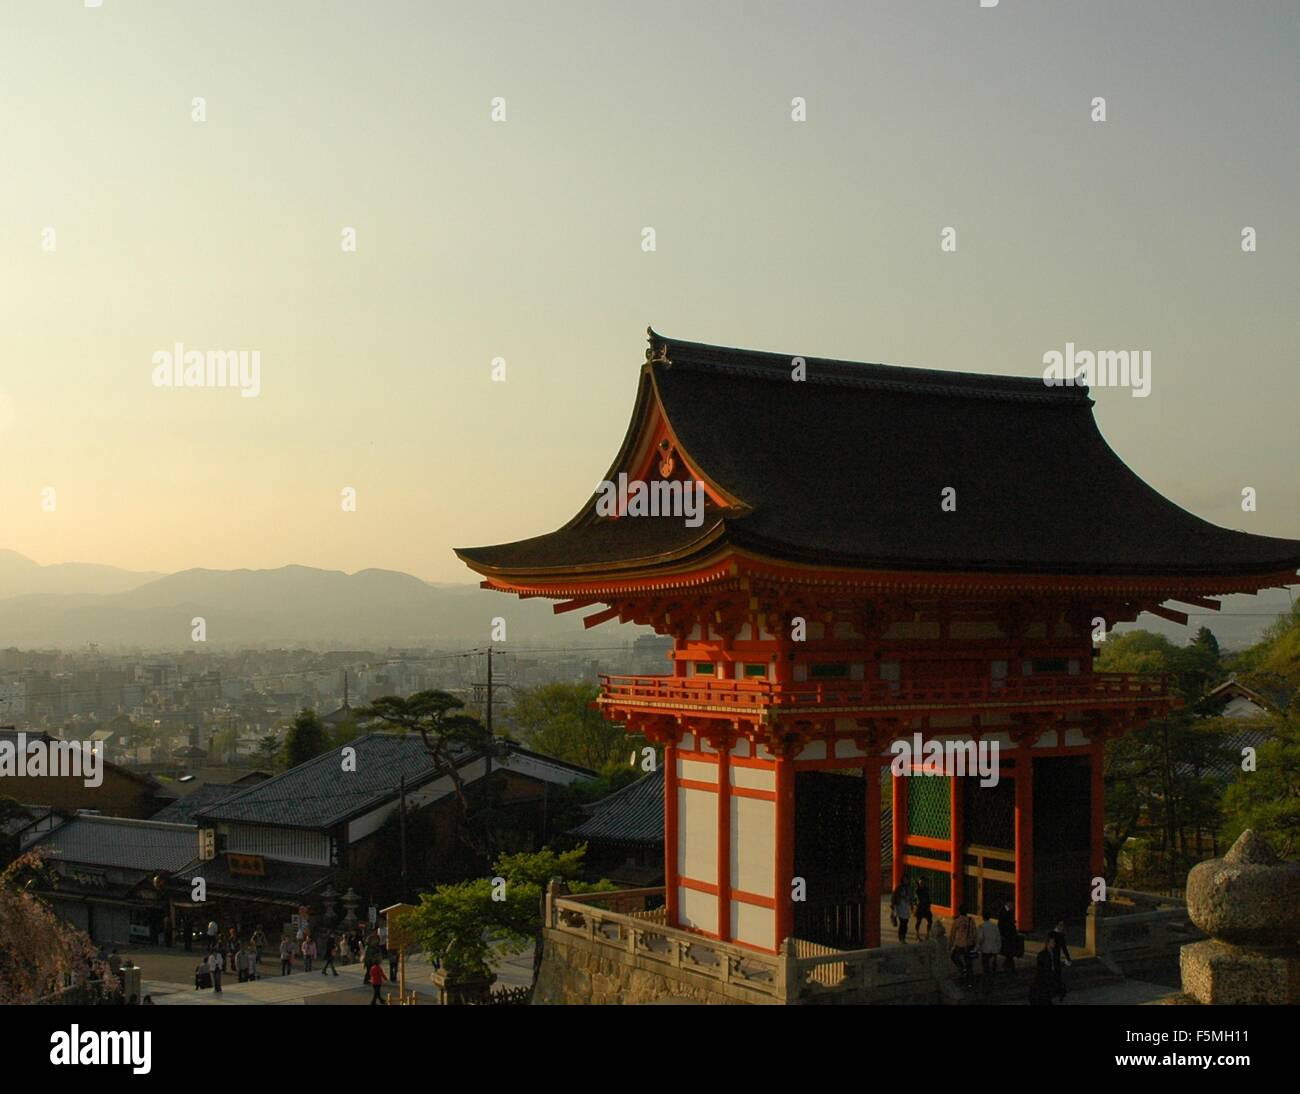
[532,931,770,1005]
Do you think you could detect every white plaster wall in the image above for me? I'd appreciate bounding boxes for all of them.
[731,765,775,792]
[730,795,774,898]
[680,758,717,784]
[679,787,717,884]
[731,902,774,949]
[680,886,718,934]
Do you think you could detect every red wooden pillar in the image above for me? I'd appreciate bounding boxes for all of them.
[891,769,908,888]
[664,738,679,927]
[717,745,732,941]
[1014,751,1034,930]
[774,751,795,948]
[950,773,965,913]
[865,758,882,948]
[1089,738,1106,884]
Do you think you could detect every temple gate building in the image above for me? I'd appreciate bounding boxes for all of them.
[457,331,1300,978]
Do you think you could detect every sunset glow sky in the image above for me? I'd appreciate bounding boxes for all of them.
[2,1,1296,582]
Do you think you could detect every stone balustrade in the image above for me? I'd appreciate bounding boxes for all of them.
[542,885,950,1004]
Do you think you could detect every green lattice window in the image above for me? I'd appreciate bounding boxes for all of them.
[907,774,951,841]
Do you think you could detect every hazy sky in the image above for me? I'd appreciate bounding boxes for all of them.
[2,1,1296,583]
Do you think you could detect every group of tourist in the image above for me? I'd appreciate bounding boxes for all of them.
[194,921,268,992]
[947,903,1072,1003]
[194,918,398,1003]
[891,877,1073,1003]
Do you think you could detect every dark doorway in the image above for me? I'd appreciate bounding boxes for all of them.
[794,770,865,948]
[1033,756,1092,931]
[962,774,1016,919]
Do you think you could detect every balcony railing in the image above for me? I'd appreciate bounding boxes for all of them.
[598,670,1173,713]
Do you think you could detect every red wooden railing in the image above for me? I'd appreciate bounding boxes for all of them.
[598,671,1173,711]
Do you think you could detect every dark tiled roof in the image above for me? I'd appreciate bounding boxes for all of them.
[569,769,664,847]
[150,783,238,825]
[33,816,199,872]
[195,733,459,829]
[457,332,1300,579]
[195,733,593,831]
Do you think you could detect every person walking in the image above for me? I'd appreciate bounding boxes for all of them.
[997,900,1018,974]
[301,933,316,973]
[912,877,933,941]
[321,934,339,976]
[1029,934,1058,1005]
[1047,920,1072,1001]
[367,960,387,1005]
[252,926,267,967]
[226,927,238,971]
[207,949,223,994]
[206,919,218,954]
[948,905,977,987]
[279,934,293,976]
[890,880,911,944]
[977,910,1002,987]
[244,943,258,982]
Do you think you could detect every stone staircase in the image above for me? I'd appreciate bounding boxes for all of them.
[946,954,1124,1005]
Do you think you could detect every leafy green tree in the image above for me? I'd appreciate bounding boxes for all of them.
[1221,716,1300,858]
[1191,626,1220,661]
[359,691,502,817]
[407,846,614,981]
[256,733,280,766]
[209,726,239,762]
[282,708,330,769]
[506,682,641,770]
[1099,629,1235,887]
[329,717,364,749]
[1232,603,1300,711]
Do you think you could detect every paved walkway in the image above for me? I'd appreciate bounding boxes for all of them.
[147,946,536,1005]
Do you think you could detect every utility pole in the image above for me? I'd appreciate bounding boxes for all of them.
[399,774,408,902]
[485,646,493,738]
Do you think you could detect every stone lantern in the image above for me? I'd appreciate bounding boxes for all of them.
[341,887,361,930]
[1181,829,1300,1004]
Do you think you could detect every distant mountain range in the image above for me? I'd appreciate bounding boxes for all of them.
[0,549,163,598]
[0,550,1290,651]
[0,550,634,649]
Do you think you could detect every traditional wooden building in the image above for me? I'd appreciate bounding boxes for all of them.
[457,331,1300,957]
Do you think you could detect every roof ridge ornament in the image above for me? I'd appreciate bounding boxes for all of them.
[646,326,671,365]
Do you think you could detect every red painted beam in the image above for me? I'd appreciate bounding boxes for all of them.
[774,753,795,949]
[1090,740,1106,884]
[664,741,679,928]
[865,760,882,948]
[582,606,621,629]
[1014,754,1034,931]
[1146,604,1189,626]
[717,749,732,941]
